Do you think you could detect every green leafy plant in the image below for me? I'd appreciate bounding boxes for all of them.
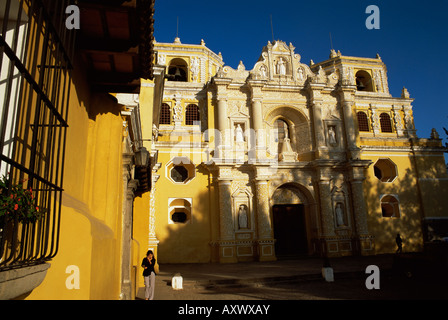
[0,176,45,223]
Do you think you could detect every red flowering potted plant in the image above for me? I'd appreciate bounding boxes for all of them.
[0,175,45,226]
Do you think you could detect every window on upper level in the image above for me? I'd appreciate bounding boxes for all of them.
[355,70,374,92]
[160,103,171,125]
[168,58,188,82]
[185,104,200,125]
[357,111,370,132]
[379,113,393,133]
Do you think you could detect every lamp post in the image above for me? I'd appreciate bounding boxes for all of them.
[135,147,150,167]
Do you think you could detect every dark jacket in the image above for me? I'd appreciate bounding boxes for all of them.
[141,257,156,277]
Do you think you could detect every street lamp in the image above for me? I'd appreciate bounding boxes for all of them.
[135,147,149,167]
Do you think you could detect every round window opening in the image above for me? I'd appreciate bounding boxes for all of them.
[171,165,189,183]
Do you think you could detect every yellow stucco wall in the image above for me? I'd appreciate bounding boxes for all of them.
[153,149,213,264]
[362,147,448,254]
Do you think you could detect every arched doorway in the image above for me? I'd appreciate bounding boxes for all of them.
[272,183,314,258]
[273,204,307,256]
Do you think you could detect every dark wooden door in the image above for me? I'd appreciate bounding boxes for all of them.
[273,204,307,257]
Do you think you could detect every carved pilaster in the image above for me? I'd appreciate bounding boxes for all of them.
[254,177,276,261]
[403,106,417,138]
[318,178,336,237]
[217,179,237,263]
[347,161,375,255]
[392,105,404,136]
[310,101,329,159]
[214,78,232,159]
[370,105,381,135]
[121,151,138,300]
[307,81,329,159]
[337,82,361,159]
[248,80,266,161]
[350,180,369,235]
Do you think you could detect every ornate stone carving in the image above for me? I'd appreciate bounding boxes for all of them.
[374,69,382,92]
[276,57,287,75]
[238,204,248,229]
[228,101,249,117]
[255,180,271,239]
[218,180,234,240]
[173,99,183,122]
[370,107,380,134]
[190,57,199,82]
[157,54,166,65]
[328,126,337,146]
[401,87,410,99]
[235,124,244,143]
[404,108,415,130]
[393,107,404,135]
[335,202,345,227]
[343,67,354,85]
[221,64,250,81]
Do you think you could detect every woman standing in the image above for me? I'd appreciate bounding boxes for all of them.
[141,250,156,300]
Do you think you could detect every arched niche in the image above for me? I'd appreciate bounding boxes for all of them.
[265,106,311,159]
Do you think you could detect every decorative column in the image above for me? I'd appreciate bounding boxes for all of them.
[315,167,337,257]
[307,81,329,159]
[348,163,374,255]
[318,178,336,237]
[338,82,361,159]
[217,178,237,263]
[392,105,404,136]
[341,102,358,148]
[248,79,266,162]
[254,167,276,262]
[120,153,138,300]
[214,78,232,159]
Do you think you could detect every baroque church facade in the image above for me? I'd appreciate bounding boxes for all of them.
[142,38,448,264]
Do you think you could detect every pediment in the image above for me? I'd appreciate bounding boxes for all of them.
[271,40,290,53]
[221,61,250,81]
[251,40,314,84]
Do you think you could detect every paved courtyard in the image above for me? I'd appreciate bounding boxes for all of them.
[136,253,448,300]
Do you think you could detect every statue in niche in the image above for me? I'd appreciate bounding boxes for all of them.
[346,67,354,84]
[260,65,267,78]
[374,70,382,92]
[277,57,286,75]
[190,57,199,81]
[157,54,166,65]
[238,205,248,229]
[335,202,345,227]
[297,67,304,81]
[235,124,244,143]
[328,126,337,145]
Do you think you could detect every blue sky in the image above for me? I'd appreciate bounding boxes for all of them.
[154,0,448,149]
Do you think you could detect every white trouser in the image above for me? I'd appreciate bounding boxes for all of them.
[144,272,155,300]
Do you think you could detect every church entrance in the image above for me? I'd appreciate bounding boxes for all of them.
[273,204,308,257]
